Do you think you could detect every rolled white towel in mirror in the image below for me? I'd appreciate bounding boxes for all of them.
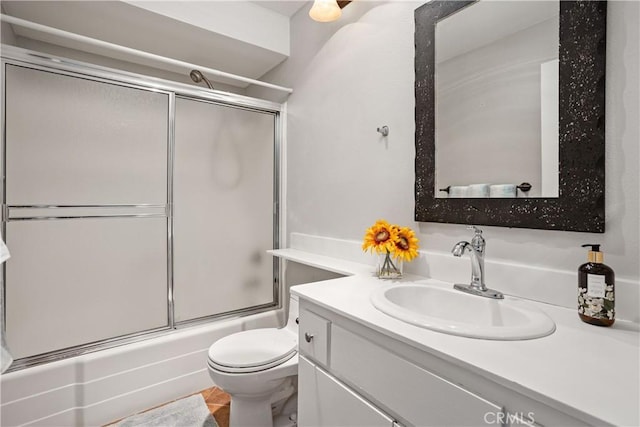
[489,184,517,198]
[466,184,490,198]
[449,186,468,198]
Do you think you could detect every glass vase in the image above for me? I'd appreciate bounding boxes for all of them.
[377,251,403,279]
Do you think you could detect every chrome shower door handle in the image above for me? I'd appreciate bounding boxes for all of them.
[304,332,314,343]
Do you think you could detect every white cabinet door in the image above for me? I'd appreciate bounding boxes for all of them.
[299,356,394,427]
[331,325,504,426]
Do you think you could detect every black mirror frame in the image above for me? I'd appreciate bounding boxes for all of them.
[414,1,606,233]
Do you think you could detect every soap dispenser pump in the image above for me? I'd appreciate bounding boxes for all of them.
[578,244,615,326]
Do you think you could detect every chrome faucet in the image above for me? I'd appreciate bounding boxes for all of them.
[452,226,504,299]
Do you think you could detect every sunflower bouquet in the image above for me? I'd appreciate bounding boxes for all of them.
[362,219,419,279]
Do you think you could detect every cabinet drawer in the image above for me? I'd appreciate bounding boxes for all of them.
[299,309,330,365]
[331,325,503,426]
[299,356,394,427]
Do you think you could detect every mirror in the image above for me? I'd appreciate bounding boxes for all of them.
[414,0,606,232]
[435,1,559,199]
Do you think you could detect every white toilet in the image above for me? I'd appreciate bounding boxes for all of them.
[207,295,299,427]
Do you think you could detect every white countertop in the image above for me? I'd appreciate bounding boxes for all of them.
[276,250,640,426]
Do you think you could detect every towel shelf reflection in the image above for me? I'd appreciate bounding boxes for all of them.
[438,182,532,196]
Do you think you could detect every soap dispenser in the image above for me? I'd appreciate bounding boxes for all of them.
[578,244,615,326]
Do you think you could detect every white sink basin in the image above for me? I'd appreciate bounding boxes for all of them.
[370,283,555,340]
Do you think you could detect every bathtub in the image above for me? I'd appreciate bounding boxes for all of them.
[0,309,282,426]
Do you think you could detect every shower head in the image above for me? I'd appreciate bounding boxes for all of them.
[189,69,214,90]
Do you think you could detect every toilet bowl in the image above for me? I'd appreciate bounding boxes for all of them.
[207,295,299,427]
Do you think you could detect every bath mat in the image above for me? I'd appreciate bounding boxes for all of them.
[113,394,218,427]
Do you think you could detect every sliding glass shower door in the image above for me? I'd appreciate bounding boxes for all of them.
[1,55,281,368]
[173,98,276,322]
[3,64,170,359]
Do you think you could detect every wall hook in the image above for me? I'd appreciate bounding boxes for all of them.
[376,125,389,137]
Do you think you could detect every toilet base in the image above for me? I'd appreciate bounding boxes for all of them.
[228,378,296,427]
[229,397,297,427]
[230,394,274,427]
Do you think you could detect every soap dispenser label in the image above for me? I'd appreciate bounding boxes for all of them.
[587,274,606,298]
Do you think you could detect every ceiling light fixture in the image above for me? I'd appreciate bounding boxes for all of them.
[309,0,342,22]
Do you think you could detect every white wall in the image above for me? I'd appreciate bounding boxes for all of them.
[249,1,639,285]
[123,1,290,56]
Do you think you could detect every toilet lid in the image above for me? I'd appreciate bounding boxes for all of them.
[208,328,297,369]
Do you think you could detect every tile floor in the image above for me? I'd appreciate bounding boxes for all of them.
[105,386,230,427]
[200,386,231,427]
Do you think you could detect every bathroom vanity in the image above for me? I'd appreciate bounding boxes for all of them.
[291,274,639,426]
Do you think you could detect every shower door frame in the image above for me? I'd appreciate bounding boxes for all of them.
[0,45,284,372]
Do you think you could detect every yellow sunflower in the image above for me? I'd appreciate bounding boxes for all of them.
[391,226,419,262]
[362,219,397,254]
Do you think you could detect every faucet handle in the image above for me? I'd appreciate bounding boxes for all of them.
[467,225,483,235]
[468,225,485,251]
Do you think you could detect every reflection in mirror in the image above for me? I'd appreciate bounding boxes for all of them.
[435,1,559,198]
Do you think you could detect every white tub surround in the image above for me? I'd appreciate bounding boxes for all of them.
[0,311,281,427]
